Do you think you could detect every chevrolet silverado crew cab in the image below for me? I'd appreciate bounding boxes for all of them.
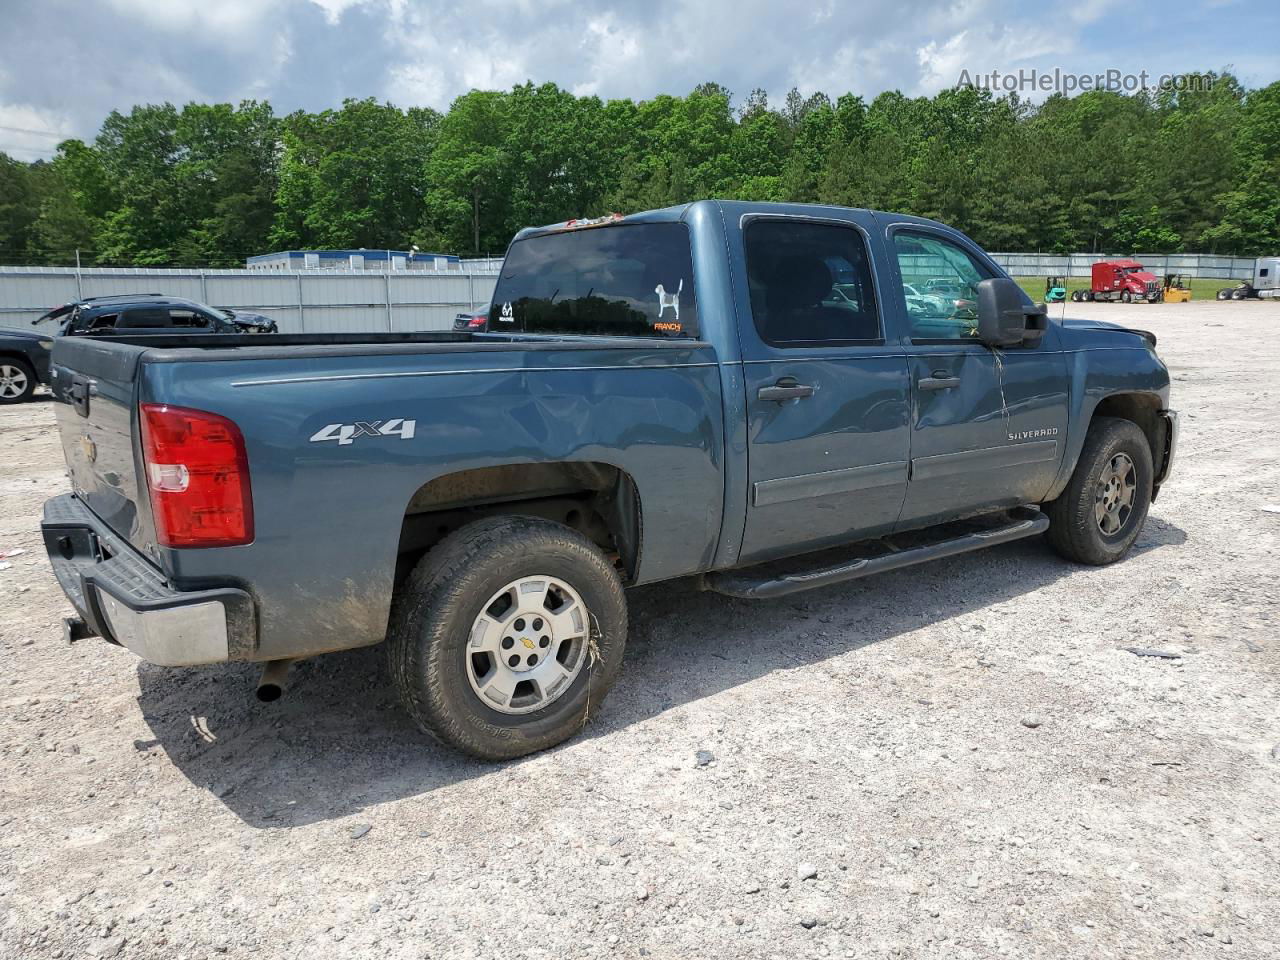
[41,202,1178,760]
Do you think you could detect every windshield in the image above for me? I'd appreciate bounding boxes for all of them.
[490,223,698,338]
[1123,266,1143,274]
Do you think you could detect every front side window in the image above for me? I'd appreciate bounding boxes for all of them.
[893,231,989,340]
[744,219,880,346]
[168,309,214,328]
[490,223,698,338]
[117,308,171,329]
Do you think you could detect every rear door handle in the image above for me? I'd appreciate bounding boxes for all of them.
[918,372,961,391]
[758,378,815,402]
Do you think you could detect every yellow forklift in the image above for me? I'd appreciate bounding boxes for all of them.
[1162,274,1192,303]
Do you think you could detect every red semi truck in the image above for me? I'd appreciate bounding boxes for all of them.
[1070,259,1161,303]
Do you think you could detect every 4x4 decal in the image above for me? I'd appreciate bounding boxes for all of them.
[309,418,416,446]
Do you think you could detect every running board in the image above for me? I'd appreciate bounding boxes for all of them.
[705,508,1049,600]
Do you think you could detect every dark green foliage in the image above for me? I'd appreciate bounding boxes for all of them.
[1,72,1277,265]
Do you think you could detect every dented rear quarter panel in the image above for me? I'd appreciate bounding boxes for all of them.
[137,342,726,660]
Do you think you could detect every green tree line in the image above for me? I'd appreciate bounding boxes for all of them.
[0,72,1276,267]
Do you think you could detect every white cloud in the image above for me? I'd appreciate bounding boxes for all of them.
[0,103,77,160]
[0,0,1270,159]
[102,0,274,36]
[306,0,371,25]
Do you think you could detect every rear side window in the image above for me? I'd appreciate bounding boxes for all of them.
[744,219,880,346]
[490,223,698,338]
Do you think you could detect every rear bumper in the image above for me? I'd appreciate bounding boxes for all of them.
[41,494,255,666]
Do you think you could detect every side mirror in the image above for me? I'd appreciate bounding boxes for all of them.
[976,277,1047,347]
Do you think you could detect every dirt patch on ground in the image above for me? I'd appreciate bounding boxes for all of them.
[1,300,1278,959]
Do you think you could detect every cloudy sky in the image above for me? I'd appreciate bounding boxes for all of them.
[0,0,1274,160]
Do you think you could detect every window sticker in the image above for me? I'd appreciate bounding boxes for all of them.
[655,279,683,320]
[499,302,514,323]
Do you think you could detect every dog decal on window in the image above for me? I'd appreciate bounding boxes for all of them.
[655,279,683,320]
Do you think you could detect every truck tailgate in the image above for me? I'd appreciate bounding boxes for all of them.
[49,336,153,552]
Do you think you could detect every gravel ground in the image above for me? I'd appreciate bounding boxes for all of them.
[1,299,1278,960]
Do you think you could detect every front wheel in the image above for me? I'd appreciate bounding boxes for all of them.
[0,358,36,404]
[1121,290,1132,304]
[1044,417,1153,565]
[387,515,628,760]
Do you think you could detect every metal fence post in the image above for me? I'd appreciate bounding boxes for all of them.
[385,269,393,332]
[297,273,305,333]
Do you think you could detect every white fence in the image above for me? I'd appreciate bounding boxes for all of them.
[0,251,1262,334]
[0,265,500,333]
[989,252,1257,281]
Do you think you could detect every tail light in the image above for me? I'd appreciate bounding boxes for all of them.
[468,314,486,328]
[140,404,254,547]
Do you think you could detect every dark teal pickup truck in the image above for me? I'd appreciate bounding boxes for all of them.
[41,201,1177,759]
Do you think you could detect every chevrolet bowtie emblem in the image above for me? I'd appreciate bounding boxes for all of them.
[520,637,535,650]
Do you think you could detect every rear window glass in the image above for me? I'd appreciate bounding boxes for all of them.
[489,223,698,338]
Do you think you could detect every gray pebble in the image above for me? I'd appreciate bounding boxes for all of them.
[350,824,372,840]
[1020,717,1043,729]
[89,938,125,958]
[695,750,715,767]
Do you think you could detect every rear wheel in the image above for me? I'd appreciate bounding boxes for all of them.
[1044,417,1153,565]
[1231,288,1247,300]
[1216,288,1232,300]
[387,515,627,760]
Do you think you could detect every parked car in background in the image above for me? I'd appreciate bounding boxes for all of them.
[0,295,279,403]
[453,309,489,332]
[900,282,951,316]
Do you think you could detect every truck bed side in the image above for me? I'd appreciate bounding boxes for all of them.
[52,334,726,660]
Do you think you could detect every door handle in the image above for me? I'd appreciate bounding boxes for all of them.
[758,378,815,402]
[918,372,961,391]
[70,375,91,417]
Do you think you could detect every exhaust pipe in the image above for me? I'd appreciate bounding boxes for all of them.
[256,659,296,702]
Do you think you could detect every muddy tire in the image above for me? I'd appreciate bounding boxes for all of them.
[1044,417,1153,566]
[387,515,627,761]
